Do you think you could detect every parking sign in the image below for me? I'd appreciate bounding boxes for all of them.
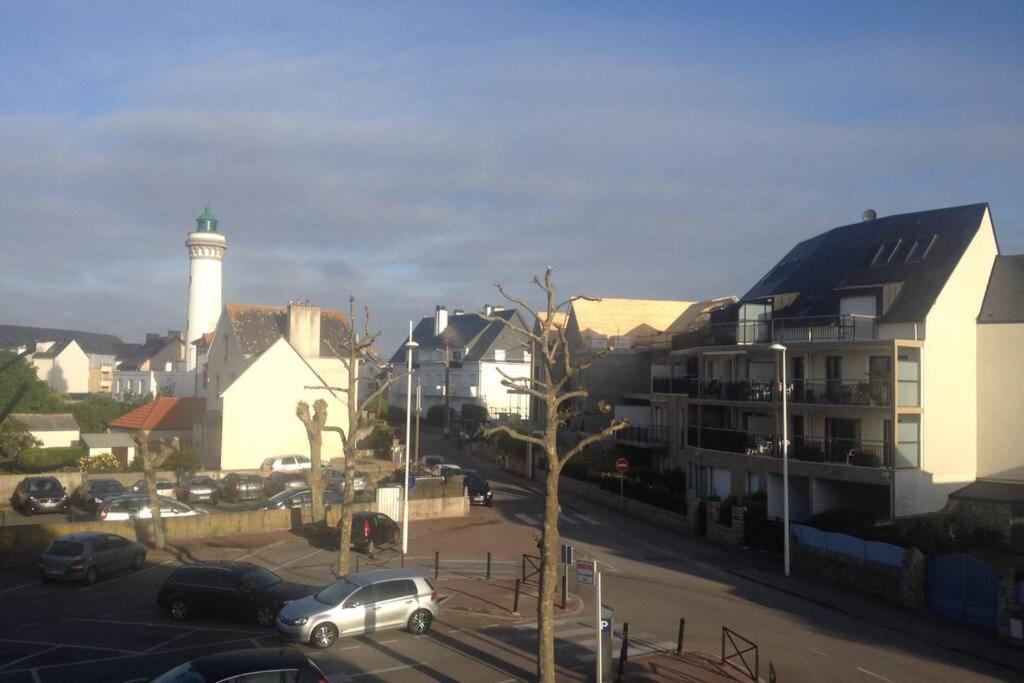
[575,558,595,586]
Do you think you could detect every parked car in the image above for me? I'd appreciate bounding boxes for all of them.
[264,471,309,497]
[39,531,146,585]
[461,469,493,506]
[261,455,311,473]
[438,464,463,479]
[150,647,327,683]
[277,569,439,648]
[100,494,206,521]
[156,561,315,627]
[70,479,127,516]
[219,472,265,502]
[422,455,447,476]
[175,475,219,504]
[131,479,175,496]
[258,488,342,511]
[10,476,68,515]
[342,511,400,556]
[322,467,367,493]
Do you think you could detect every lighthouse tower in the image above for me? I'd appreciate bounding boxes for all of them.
[185,208,227,371]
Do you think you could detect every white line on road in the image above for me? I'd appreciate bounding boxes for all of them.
[0,637,135,655]
[237,538,287,561]
[336,644,362,651]
[30,669,41,683]
[514,512,539,526]
[0,581,39,595]
[272,548,324,570]
[73,617,265,634]
[559,515,578,525]
[349,663,428,679]
[576,514,602,525]
[857,667,895,682]
[377,639,399,644]
[250,638,263,647]
[143,629,194,653]
[0,645,60,671]
[78,558,176,593]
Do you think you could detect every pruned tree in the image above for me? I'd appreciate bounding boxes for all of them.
[482,267,629,682]
[296,295,406,576]
[132,430,175,550]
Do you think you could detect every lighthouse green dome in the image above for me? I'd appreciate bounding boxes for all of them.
[195,208,218,233]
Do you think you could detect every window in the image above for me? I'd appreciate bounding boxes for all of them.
[377,580,417,602]
[896,415,920,468]
[344,584,380,608]
[746,473,761,494]
[871,239,902,266]
[494,349,505,361]
[904,236,936,263]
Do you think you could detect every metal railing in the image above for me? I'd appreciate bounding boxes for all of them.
[721,627,759,680]
[701,378,775,402]
[672,313,878,350]
[651,374,699,395]
[790,379,891,406]
[687,426,892,468]
[615,425,668,444]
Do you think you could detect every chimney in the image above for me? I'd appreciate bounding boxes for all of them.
[434,305,448,336]
[453,309,464,316]
[483,304,493,316]
[167,330,181,339]
[288,300,321,358]
[146,333,159,344]
[862,209,877,222]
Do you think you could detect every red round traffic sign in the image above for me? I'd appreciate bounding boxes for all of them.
[615,457,629,474]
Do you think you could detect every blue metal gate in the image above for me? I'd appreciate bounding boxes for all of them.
[926,554,998,631]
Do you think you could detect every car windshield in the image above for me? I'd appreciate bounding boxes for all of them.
[95,481,124,493]
[266,489,303,505]
[47,541,83,556]
[314,578,359,605]
[191,478,215,487]
[241,566,282,590]
[149,662,205,683]
[28,479,61,493]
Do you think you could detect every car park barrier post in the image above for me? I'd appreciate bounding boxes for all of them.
[513,578,521,615]
[617,622,629,682]
[487,551,492,580]
[434,550,440,579]
[561,571,567,609]
[676,618,685,654]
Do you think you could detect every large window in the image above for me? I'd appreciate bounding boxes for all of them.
[897,348,920,407]
[896,415,920,468]
[871,239,902,266]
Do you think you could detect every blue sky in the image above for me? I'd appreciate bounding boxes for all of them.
[2,1,1022,353]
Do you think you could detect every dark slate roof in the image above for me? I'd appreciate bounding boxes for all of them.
[741,203,989,323]
[224,304,350,358]
[0,324,125,356]
[950,480,1024,504]
[9,413,80,432]
[32,338,75,359]
[116,333,182,370]
[978,254,1024,324]
[388,309,524,363]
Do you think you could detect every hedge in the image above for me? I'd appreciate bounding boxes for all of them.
[14,446,87,472]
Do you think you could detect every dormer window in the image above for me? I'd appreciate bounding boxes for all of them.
[904,236,936,263]
[871,239,902,266]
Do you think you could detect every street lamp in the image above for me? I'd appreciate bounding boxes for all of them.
[769,342,790,577]
[403,323,418,555]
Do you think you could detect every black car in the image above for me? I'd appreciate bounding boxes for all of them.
[342,511,400,555]
[150,647,326,683]
[219,473,265,502]
[258,488,341,511]
[176,475,219,504]
[462,469,493,506]
[70,479,127,516]
[10,476,68,515]
[264,471,308,497]
[156,561,315,627]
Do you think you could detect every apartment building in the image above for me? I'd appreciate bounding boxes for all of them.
[653,204,1001,521]
[112,331,192,399]
[0,325,125,395]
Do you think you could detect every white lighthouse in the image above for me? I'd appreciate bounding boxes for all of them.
[185,208,227,371]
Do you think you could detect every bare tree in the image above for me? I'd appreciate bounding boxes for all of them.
[482,268,628,682]
[132,430,175,550]
[296,295,406,576]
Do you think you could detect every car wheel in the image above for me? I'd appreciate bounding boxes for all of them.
[131,552,145,570]
[365,539,376,557]
[210,495,219,505]
[255,604,276,628]
[310,622,337,649]
[407,609,433,635]
[169,596,189,621]
[83,567,98,586]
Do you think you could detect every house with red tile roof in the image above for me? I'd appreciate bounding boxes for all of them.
[107,396,205,446]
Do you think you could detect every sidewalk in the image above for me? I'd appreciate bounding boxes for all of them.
[440,577,581,619]
[621,652,752,682]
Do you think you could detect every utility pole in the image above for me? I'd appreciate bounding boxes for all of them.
[415,378,422,464]
[526,336,535,479]
[443,339,452,437]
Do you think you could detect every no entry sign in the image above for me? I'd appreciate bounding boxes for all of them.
[615,457,629,474]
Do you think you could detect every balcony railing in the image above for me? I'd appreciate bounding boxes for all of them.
[686,426,893,468]
[615,425,668,445]
[672,314,878,350]
[789,379,891,407]
[701,379,775,402]
[652,375,699,395]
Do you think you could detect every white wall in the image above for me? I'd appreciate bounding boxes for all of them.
[977,322,1024,482]
[204,312,246,413]
[219,338,350,470]
[33,341,90,394]
[185,232,226,371]
[479,360,530,418]
[33,429,80,448]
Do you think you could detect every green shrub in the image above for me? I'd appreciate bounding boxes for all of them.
[460,403,488,422]
[163,448,201,472]
[427,405,454,427]
[386,405,406,425]
[16,446,87,472]
[357,423,394,460]
[78,452,122,473]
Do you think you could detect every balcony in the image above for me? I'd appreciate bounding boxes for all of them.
[672,314,878,350]
[616,425,668,446]
[701,378,775,402]
[789,379,891,407]
[652,375,699,395]
[687,426,893,469]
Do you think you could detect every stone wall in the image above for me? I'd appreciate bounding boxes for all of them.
[953,499,1014,545]
[558,475,690,535]
[792,536,925,610]
[997,569,1024,645]
[706,501,746,547]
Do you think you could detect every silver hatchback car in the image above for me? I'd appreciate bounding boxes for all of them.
[276,569,439,648]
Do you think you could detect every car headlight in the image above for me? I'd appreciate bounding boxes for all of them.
[281,615,308,625]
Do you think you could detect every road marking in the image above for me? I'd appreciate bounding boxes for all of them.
[30,669,40,683]
[554,626,597,639]
[559,515,578,525]
[857,667,895,682]
[0,645,60,671]
[576,514,602,525]
[377,639,399,644]
[0,581,39,595]
[349,663,428,678]
[272,548,324,570]
[143,629,194,653]
[0,637,135,655]
[336,644,362,651]
[78,558,176,593]
[514,513,539,525]
[237,538,287,561]
[250,638,263,647]
[73,617,265,634]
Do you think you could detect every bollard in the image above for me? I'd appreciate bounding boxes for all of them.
[618,622,629,682]
[434,550,440,580]
[513,578,521,615]
[401,551,405,569]
[676,617,685,655]
[522,554,526,582]
[487,552,492,580]
[356,553,360,574]
[561,572,567,609]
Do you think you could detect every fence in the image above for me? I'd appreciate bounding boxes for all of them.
[792,524,906,567]
[721,627,759,680]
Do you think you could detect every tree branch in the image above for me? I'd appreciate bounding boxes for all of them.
[561,420,630,463]
[482,423,545,448]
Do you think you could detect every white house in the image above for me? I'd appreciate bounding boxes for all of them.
[389,305,532,420]
[195,301,353,471]
[10,413,80,449]
[0,325,125,395]
[112,331,193,399]
[81,432,137,468]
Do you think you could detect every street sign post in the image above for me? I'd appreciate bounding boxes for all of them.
[575,558,595,586]
[615,457,629,504]
[615,457,629,473]
[561,543,574,566]
[595,563,603,683]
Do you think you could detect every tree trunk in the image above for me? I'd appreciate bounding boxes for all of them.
[337,446,356,575]
[142,454,166,550]
[537,445,560,682]
[309,432,325,526]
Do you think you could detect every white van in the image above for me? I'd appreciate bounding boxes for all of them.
[261,456,312,474]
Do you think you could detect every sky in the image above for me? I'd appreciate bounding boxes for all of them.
[2,1,1022,355]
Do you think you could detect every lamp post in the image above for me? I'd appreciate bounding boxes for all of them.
[769,342,790,577]
[403,323,418,555]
